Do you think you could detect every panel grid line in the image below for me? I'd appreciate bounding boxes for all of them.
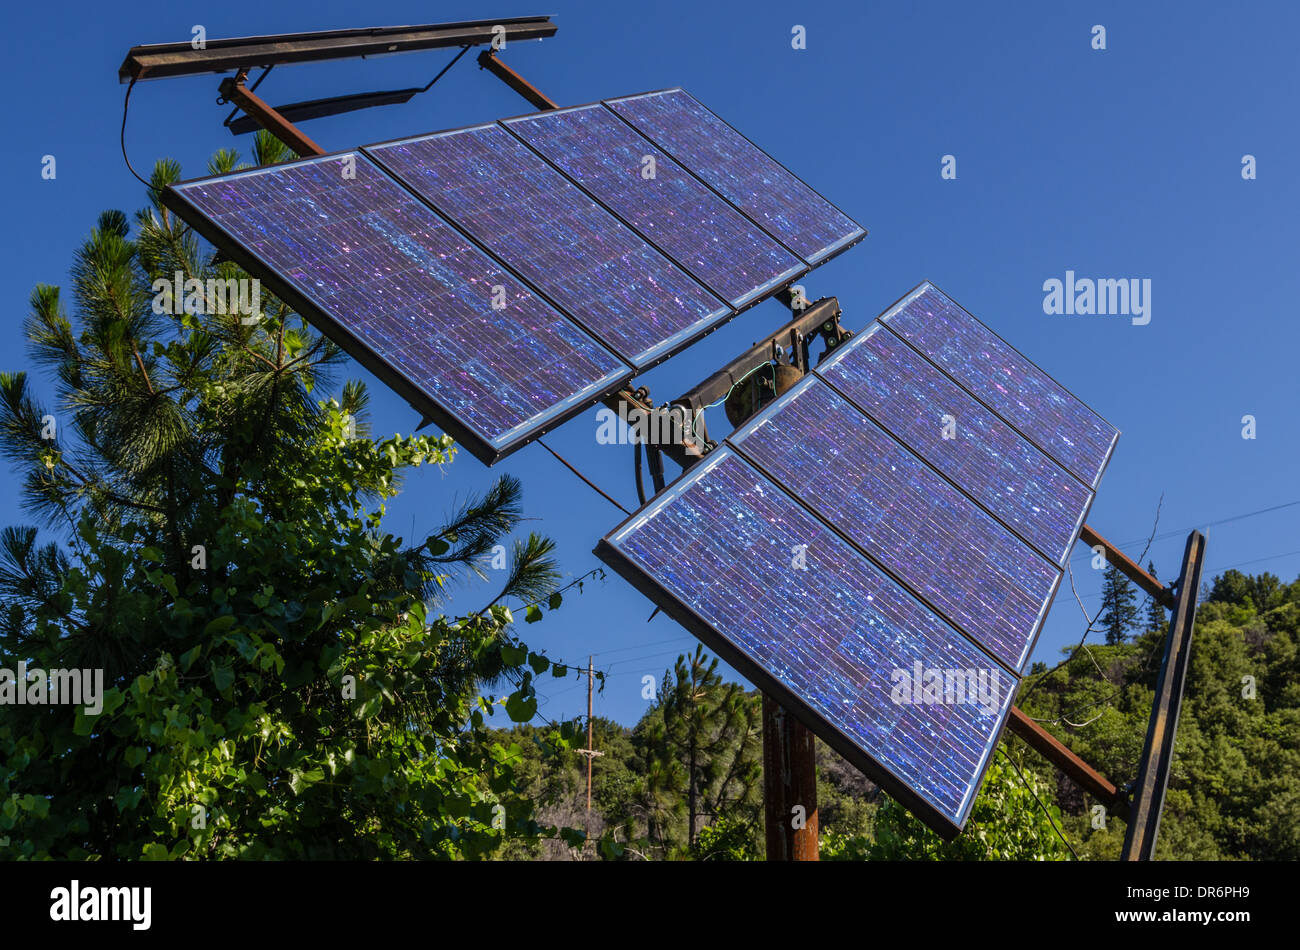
[500,103,807,309]
[813,349,1086,570]
[726,373,1064,674]
[878,282,1119,489]
[605,88,867,267]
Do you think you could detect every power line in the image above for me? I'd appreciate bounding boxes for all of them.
[1069,498,1300,561]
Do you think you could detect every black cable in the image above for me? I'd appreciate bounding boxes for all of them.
[999,746,1080,860]
[633,440,647,506]
[537,438,630,515]
[647,444,666,494]
[419,45,471,92]
[120,77,153,189]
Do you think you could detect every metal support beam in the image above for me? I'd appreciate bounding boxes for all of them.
[601,390,709,472]
[1080,524,1175,609]
[120,17,557,82]
[672,296,846,416]
[477,49,559,110]
[1006,706,1129,818]
[762,696,819,861]
[219,74,326,158]
[1122,530,1207,860]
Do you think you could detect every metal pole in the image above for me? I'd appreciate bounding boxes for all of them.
[1121,530,1207,860]
[586,655,594,815]
[219,73,326,158]
[477,49,559,110]
[1006,706,1128,818]
[1080,524,1176,608]
[762,696,819,860]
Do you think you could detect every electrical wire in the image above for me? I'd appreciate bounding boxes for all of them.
[633,440,646,505]
[999,746,1079,860]
[120,77,153,188]
[537,438,630,515]
[1069,497,1300,562]
[690,360,778,438]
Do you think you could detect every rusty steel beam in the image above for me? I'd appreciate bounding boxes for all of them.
[1122,530,1207,860]
[219,75,326,158]
[1079,524,1175,609]
[762,696,819,861]
[477,49,559,110]
[1007,706,1128,818]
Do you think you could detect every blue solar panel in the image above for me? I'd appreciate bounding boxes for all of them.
[729,375,1060,673]
[606,89,865,265]
[599,448,1015,835]
[365,124,732,368]
[502,104,805,309]
[166,152,630,465]
[816,323,1093,567]
[880,283,1118,489]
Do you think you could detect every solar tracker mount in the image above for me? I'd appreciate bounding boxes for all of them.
[138,15,1205,860]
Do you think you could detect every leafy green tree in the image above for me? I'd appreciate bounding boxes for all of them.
[1099,564,1139,645]
[864,756,1072,860]
[0,142,578,859]
[636,647,761,854]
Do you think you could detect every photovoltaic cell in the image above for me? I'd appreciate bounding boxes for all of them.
[503,104,805,309]
[816,323,1093,567]
[729,375,1060,672]
[599,449,1015,834]
[365,124,731,367]
[881,283,1118,489]
[166,153,630,464]
[606,89,865,265]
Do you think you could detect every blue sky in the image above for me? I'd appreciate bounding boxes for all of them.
[3,0,1298,728]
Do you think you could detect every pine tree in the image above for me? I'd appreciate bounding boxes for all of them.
[639,646,761,852]
[0,140,572,858]
[1099,564,1139,645]
[1143,560,1167,632]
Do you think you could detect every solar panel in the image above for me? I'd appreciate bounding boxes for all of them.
[365,123,732,368]
[816,322,1093,567]
[164,152,631,466]
[597,448,1015,836]
[606,89,865,266]
[502,104,806,309]
[729,374,1060,673]
[880,283,1118,489]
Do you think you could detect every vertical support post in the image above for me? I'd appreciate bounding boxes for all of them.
[762,696,819,860]
[1121,530,1207,860]
[585,655,595,815]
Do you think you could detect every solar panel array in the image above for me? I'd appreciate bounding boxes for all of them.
[598,282,1116,836]
[163,89,864,465]
[606,89,864,265]
[366,123,731,368]
[167,153,630,458]
[503,104,806,308]
[880,285,1117,489]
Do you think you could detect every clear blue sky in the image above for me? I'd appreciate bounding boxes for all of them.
[3,1,1298,728]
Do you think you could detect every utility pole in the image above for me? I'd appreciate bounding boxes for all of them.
[576,656,604,824]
